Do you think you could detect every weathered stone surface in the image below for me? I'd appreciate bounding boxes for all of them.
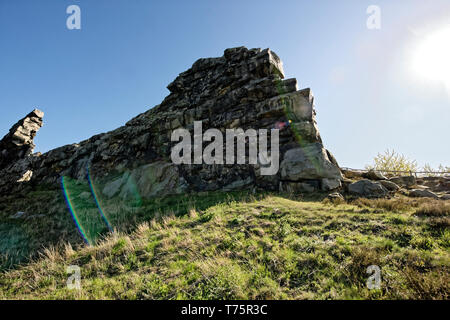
[416,176,450,193]
[122,162,184,199]
[341,168,364,179]
[0,47,342,198]
[321,178,341,191]
[363,169,387,181]
[409,189,439,199]
[348,179,388,198]
[440,194,450,200]
[379,180,400,192]
[0,109,43,170]
[102,162,185,199]
[102,172,130,198]
[280,143,342,181]
[16,169,33,183]
[389,176,416,188]
[281,181,318,193]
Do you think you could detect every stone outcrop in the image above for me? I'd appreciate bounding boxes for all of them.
[409,189,439,199]
[0,47,342,197]
[341,168,365,179]
[0,109,43,170]
[348,179,388,198]
[379,180,400,192]
[416,176,450,193]
[389,176,416,188]
[343,169,449,199]
[363,169,387,181]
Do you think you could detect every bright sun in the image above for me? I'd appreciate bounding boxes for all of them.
[412,25,450,89]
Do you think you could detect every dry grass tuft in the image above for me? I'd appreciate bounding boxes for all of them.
[414,201,450,217]
[352,197,450,215]
[322,197,346,206]
[189,208,198,218]
[344,246,385,287]
[401,267,450,300]
[1,193,449,300]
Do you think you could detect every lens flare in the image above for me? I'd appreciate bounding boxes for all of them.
[275,80,322,173]
[274,120,291,130]
[120,174,143,207]
[87,167,113,232]
[61,176,91,245]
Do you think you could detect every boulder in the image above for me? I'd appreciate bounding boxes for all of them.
[280,143,343,181]
[348,179,388,198]
[379,180,400,192]
[440,194,450,200]
[281,181,317,193]
[409,189,439,199]
[321,178,341,191]
[119,162,185,199]
[341,168,364,179]
[416,177,450,193]
[389,176,416,188]
[363,169,387,180]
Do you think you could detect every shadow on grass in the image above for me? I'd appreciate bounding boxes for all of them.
[0,180,275,270]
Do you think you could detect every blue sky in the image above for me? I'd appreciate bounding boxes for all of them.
[0,0,449,169]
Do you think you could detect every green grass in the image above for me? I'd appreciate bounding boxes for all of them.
[0,187,448,300]
[0,179,252,269]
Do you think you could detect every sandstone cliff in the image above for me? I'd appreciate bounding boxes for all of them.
[0,47,342,197]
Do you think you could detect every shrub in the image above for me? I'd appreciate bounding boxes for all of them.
[366,149,418,175]
[366,149,449,177]
[423,164,450,177]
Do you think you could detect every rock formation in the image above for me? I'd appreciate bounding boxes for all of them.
[341,169,450,199]
[0,47,343,197]
[348,179,388,198]
[0,109,43,170]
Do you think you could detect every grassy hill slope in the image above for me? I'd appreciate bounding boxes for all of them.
[0,191,448,300]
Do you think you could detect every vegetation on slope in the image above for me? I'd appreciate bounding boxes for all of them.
[0,179,251,270]
[0,190,448,300]
[366,148,449,176]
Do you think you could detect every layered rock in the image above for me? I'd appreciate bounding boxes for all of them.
[0,47,342,197]
[0,109,43,170]
[409,189,439,199]
[348,179,388,198]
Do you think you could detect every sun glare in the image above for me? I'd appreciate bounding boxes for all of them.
[412,25,450,89]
